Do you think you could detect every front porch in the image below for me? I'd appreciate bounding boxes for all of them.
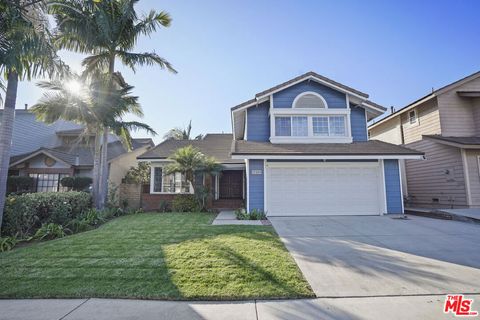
[141,167,246,211]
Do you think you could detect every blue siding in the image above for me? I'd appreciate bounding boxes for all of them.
[246,102,270,142]
[384,160,403,214]
[248,159,264,212]
[350,106,367,142]
[273,80,346,109]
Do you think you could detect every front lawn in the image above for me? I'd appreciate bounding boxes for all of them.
[0,213,313,300]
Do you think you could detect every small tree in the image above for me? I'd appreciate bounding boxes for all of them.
[165,146,222,209]
[123,162,151,185]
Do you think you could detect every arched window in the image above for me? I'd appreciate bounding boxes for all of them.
[293,92,328,109]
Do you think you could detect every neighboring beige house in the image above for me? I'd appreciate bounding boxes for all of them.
[369,71,480,209]
[4,108,154,193]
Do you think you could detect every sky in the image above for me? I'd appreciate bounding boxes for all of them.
[14,0,480,143]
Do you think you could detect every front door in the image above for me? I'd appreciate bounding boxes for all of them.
[219,170,243,199]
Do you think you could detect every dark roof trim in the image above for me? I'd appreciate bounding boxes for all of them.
[424,135,480,149]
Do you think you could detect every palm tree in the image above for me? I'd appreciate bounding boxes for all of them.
[165,146,221,196]
[164,120,204,141]
[32,71,156,207]
[49,0,176,208]
[0,0,62,228]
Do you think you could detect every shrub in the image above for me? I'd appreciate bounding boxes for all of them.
[0,236,18,252]
[171,194,200,212]
[2,191,92,237]
[60,176,92,191]
[158,200,170,212]
[32,223,67,241]
[123,162,150,184]
[67,219,93,233]
[235,208,266,220]
[7,176,34,193]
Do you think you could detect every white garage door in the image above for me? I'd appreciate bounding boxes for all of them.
[266,162,383,216]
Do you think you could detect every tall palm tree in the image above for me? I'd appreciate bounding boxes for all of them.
[164,120,204,141]
[49,0,176,208]
[32,72,156,207]
[0,0,62,228]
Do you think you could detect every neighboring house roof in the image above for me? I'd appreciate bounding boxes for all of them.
[424,135,480,148]
[231,71,386,112]
[369,70,480,130]
[231,140,424,156]
[55,128,94,136]
[10,138,152,168]
[137,133,243,164]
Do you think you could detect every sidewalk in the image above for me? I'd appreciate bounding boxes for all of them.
[0,295,467,320]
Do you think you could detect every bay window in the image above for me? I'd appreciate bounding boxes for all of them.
[273,115,348,138]
[151,167,191,194]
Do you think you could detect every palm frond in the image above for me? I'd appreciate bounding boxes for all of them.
[116,50,177,73]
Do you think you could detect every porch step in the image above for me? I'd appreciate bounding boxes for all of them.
[212,199,244,210]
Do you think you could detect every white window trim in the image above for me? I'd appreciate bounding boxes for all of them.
[292,91,328,109]
[408,109,418,125]
[270,111,352,144]
[149,164,193,195]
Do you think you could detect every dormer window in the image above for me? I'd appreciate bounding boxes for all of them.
[293,92,328,109]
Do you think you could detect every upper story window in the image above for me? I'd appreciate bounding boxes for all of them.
[270,91,352,143]
[409,110,417,124]
[293,92,328,109]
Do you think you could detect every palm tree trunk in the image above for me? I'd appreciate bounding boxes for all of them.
[0,71,18,229]
[92,131,101,209]
[99,129,109,209]
[97,54,116,209]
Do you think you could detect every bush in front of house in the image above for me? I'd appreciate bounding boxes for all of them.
[60,176,93,191]
[7,176,35,194]
[235,208,266,220]
[2,191,92,238]
[171,194,201,212]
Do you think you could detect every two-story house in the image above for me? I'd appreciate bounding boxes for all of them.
[369,71,480,209]
[139,72,423,215]
[2,108,154,192]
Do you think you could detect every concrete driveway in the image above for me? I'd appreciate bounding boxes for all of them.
[270,215,480,297]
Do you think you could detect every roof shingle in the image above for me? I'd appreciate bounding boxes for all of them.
[138,134,243,164]
[232,140,423,156]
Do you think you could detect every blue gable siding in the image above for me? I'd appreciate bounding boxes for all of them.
[384,159,403,214]
[272,80,346,109]
[248,159,264,212]
[350,106,367,142]
[246,101,270,142]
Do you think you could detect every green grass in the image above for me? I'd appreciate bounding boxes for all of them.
[0,213,313,300]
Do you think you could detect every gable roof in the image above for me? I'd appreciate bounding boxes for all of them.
[10,138,152,168]
[231,71,383,112]
[369,70,480,130]
[137,133,243,164]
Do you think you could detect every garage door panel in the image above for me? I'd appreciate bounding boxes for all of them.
[266,163,381,216]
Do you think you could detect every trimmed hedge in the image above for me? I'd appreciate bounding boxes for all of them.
[7,176,34,193]
[171,194,200,212]
[2,192,92,238]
